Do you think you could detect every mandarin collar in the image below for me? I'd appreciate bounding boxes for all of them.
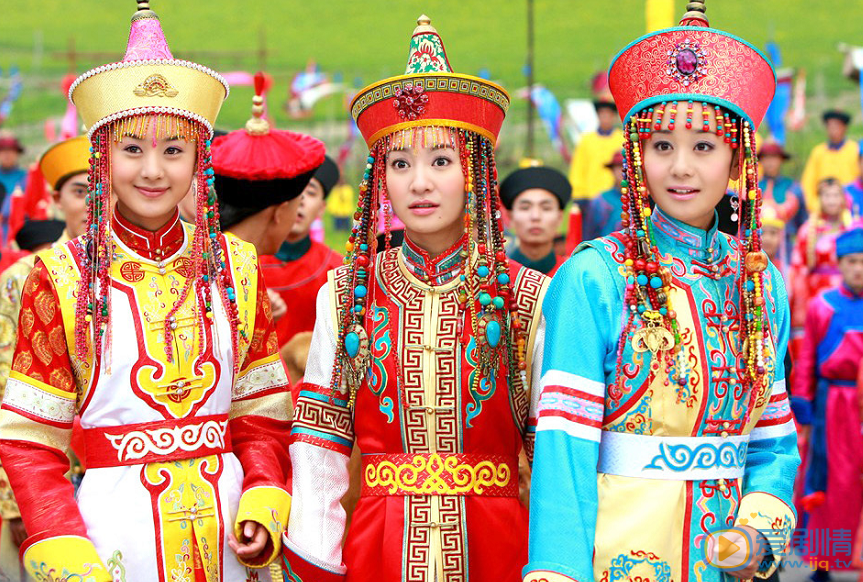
[400,233,467,286]
[275,236,312,262]
[839,283,863,300]
[650,205,722,262]
[509,245,557,275]
[113,209,185,262]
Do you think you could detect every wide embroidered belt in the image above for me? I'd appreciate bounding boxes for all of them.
[597,431,749,481]
[362,452,518,497]
[84,414,232,468]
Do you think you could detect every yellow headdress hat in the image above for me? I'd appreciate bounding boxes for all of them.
[69,0,228,137]
[39,135,90,190]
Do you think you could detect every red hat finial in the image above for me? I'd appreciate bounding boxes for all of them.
[254,71,266,97]
[679,1,709,27]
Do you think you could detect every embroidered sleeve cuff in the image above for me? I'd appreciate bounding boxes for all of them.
[21,533,111,581]
[233,485,292,568]
[523,570,579,582]
[279,536,346,582]
[735,492,796,578]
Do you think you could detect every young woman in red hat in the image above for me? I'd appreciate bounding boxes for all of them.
[281,16,548,582]
[525,3,798,582]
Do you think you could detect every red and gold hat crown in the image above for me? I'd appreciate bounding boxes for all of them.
[608,1,775,129]
[69,0,229,137]
[350,15,510,147]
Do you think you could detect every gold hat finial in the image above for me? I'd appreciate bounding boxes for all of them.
[132,0,159,21]
[413,15,436,35]
[680,1,709,26]
[245,72,270,136]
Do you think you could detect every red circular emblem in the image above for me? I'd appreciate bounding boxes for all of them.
[120,262,145,283]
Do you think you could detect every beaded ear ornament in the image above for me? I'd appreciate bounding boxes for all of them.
[331,125,528,409]
[75,114,241,372]
[615,101,772,404]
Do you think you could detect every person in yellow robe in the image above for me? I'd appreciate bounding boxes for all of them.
[800,110,859,212]
[0,134,88,576]
[568,100,624,229]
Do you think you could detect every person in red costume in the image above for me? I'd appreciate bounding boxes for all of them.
[260,155,343,352]
[280,15,548,582]
[0,3,292,580]
[793,226,863,581]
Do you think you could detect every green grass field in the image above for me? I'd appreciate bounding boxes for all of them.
[2,0,862,187]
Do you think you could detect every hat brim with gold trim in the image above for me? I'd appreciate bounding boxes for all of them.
[350,17,509,147]
[70,2,228,138]
[39,135,90,191]
[609,8,775,129]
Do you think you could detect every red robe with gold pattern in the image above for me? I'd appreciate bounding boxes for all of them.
[280,237,548,582]
[0,211,292,581]
[260,237,343,347]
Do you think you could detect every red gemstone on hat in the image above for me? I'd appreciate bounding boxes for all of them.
[676,49,698,76]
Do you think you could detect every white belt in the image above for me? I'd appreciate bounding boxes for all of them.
[597,430,749,481]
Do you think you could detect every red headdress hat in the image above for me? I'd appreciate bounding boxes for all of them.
[350,16,509,147]
[609,1,775,129]
[67,1,235,370]
[333,17,527,407]
[606,1,778,397]
[211,72,325,221]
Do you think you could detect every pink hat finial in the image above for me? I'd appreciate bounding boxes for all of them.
[123,0,173,62]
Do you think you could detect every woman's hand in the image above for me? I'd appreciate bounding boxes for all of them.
[268,289,287,320]
[724,525,769,580]
[228,520,269,560]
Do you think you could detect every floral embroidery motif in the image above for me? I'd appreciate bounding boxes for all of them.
[3,377,76,424]
[392,83,429,121]
[107,550,127,582]
[406,34,448,74]
[233,359,289,400]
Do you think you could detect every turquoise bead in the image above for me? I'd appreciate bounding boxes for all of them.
[477,266,490,278]
[485,320,501,348]
[638,304,647,313]
[492,296,505,309]
[345,332,360,358]
[637,274,648,286]
[650,277,663,289]
[745,280,755,291]
[497,273,510,285]
[355,285,367,298]
[479,292,492,306]
[659,307,668,316]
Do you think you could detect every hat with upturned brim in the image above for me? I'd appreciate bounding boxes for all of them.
[350,16,509,147]
[69,1,229,137]
[608,1,775,129]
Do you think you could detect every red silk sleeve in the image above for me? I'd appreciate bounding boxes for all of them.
[0,261,87,541]
[230,267,292,493]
